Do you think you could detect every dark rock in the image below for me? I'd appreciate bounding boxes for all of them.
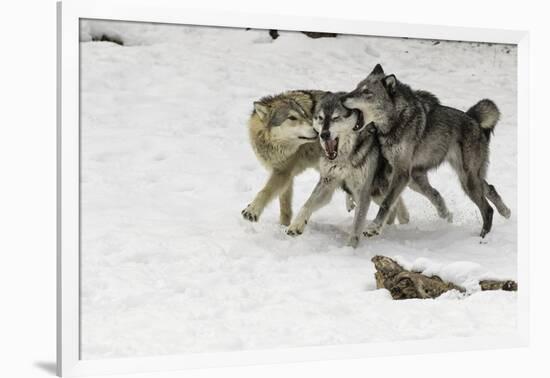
[266,30,338,40]
[92,34,124,46]
[301,31,337,39]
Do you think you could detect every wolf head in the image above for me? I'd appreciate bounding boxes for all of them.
[253,92,319,144]
[313,92,364,160]
[343,64,398,134]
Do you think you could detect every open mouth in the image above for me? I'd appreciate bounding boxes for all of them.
[324,137,339,160]
[352,109,365,131]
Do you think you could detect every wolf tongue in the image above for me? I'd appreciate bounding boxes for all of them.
[325,139,337,154]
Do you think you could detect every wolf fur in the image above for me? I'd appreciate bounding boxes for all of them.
[343,64,511,238]
[286,92,410,247]
[242,90,355,226]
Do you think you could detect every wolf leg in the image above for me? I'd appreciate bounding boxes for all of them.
[386,208,397,225]
[372,195,396,225]
[348,188,371,247]
[365,168,410,237]
[287,178,337,236]
[348,162,378,247]
[459,172,494,237]
[242,171,292,222]
[451,147,495,237]
[409,170,453,222]
[394,196,410,224]
[484,180,511,219]
[279,179,294,226]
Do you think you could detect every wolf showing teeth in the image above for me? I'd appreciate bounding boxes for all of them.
[287,92,410,247]
[242,90,355,226]
[343,64,510,238]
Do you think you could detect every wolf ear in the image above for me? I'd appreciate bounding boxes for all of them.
[382,74,397,96]
[254,102,269,121]
[372,64,385,76]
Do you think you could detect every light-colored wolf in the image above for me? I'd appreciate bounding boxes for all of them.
[343,64,511,238]
[286,92,410,247]
[242,90,356,226]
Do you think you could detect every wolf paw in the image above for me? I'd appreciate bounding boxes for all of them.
[480,228,490,239]
[346,235,360,248]
[363,222,382,237]
[287,221,306,236]
[241,203,262,222]
[280,213,292,226]
[500,207,511,219]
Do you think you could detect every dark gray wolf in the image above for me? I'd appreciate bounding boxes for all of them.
[343,64,511,238]
[286,92,410,247]
[242,90,355,226]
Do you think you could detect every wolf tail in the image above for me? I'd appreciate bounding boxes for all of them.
[466,99,500,141]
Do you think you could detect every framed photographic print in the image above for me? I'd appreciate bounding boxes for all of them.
[57,0,529,376]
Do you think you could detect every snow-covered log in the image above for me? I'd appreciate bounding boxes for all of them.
[372,256,517,300]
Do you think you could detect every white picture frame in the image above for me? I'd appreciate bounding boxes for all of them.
[57,0,530,376]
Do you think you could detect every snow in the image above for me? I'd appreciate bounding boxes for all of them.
[79,20,518,359]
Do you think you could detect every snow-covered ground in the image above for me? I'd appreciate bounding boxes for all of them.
[79,20,518,359]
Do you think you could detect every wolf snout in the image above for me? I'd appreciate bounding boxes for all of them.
[342,92,357,104]
[341,95,352,106]
[320,131,331,141]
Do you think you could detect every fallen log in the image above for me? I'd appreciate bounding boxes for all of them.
[371,255,517,300]
[479,279,518,291]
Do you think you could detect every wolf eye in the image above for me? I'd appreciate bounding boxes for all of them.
[317,115,324,121]
[332,116,341,121]
[288,116,298,121]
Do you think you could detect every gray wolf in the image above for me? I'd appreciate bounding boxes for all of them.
[242,90,355,226]
[343,64,511,238]
[286,92,410,247]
